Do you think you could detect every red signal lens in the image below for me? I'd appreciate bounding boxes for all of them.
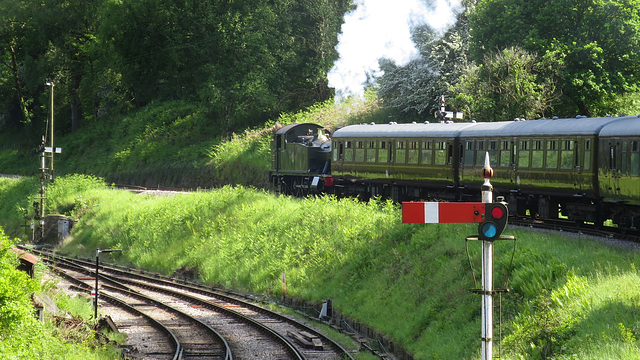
[491,206,505,219]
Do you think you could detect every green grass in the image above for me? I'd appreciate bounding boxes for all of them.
[2,175,639,359]
[0,229,120,359]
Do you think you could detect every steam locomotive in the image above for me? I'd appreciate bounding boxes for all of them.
[270,115,640,231]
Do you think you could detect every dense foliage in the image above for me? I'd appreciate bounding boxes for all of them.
[0,0,350,136]
[0,229,118,359]
[377,0,640,121]
[469,0,640,117]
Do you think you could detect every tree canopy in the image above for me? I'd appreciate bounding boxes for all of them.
[0,0,350,134]
[470,0,640,116]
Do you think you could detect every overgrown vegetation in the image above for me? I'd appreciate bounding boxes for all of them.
[0,229,120,359]
[2,175,639,359]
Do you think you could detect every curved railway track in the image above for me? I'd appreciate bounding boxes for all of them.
[29,248,355,360]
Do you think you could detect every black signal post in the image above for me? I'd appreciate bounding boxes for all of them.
[94,248,122,321]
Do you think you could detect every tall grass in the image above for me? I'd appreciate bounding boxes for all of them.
[4,175,638,359]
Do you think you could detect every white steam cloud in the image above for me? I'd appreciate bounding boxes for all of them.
[328,0,463,100]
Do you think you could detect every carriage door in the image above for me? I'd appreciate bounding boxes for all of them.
[609,142,621,197]
[509,140,517,184]
[574,140,582,190]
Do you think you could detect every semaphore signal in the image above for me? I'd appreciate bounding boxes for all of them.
[401,152,515,360]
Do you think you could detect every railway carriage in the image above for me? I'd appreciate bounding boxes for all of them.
[598,115,640,228]
[457,117,621,222]
[330,122,474,200]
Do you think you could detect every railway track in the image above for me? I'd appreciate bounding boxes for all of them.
[510,217,640,247]
[28,248,355,360]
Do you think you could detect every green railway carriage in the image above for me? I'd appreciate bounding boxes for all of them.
[331,122,475,200]
[598,115,640,228]
[270,123,332,195]
[457,117,623,221]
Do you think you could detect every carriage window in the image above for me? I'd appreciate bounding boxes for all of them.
[366,141,376,162]
[584,140,591,170]
[333,141,343,161]
[464,141,474,166]
[531,140,543,168]
[408,141,419,164]
[631,140,639,176]
[621,141,629,174]
[518,140,530,167]
[395,141,406,164]
[355,141,365,162]
[421,141,433,165]
[560,140,574,169]
[500,141,511,167]
[434,141,446,165]
[485,141,498,165]
[344,141,353,161]
[546,140,558,168]
[378,141,388,163]
[475,141,485,165]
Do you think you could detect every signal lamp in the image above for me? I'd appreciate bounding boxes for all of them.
[478,202,508,240]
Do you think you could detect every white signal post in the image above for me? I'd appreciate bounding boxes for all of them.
[402,151,513,360]
[480,152,494,360]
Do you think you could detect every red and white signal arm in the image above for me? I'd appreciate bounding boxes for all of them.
[403,201,509,240]
[402,202,486,224]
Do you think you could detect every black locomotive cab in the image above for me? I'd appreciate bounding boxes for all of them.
[270,123,332,196]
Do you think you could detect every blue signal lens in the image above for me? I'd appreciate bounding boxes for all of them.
[481,223,497,238]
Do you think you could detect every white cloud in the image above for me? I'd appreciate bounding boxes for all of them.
[328,0,462,100]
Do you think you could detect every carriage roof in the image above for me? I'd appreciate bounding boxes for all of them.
[332,116,629,139]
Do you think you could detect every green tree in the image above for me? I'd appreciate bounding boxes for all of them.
[0,0,38,125]
[471,0,640,116]
[451,46,559,122]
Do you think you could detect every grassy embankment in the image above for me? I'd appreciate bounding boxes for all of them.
[1,174,640,359]
[0,95,384,189]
